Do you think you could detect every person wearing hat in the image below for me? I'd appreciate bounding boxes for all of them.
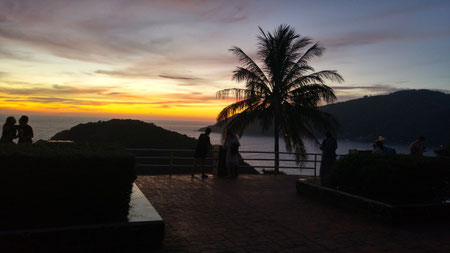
[373,136,385,154]
[192,127,212,179]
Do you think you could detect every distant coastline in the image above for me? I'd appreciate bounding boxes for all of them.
[0,113,439,156]
[198,89,450,146]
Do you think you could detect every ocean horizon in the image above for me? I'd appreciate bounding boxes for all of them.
[0,113,434,175]
[0,113,424,152]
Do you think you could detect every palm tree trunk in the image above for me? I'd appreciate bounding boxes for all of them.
[274,115,279,174]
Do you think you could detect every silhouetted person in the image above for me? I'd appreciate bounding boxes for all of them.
[192,127,212,179]
[373,136,396,154]
[410,136,426,157]
[319,131,337,185]
[17,115,34,144]
[373,136,385,154]
[0,116,17,144]
[224,129,240,178]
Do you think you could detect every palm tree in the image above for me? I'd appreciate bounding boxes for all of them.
[217,25,344,173]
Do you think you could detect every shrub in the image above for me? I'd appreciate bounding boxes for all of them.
[0,142,136,230]
[262,169,286,175]
[435,143,450,158]
[327,154,450,204]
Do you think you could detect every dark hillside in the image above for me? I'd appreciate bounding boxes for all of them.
[51,119,258,174]
[320,89,450,145]
[202,89,450,146]
[51,119,197,149]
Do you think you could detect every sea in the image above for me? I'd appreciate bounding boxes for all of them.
[0,114,432,175]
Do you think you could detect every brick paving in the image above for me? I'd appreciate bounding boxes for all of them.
[136,175,450,252]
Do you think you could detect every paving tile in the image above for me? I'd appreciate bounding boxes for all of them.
[137,175,450,253]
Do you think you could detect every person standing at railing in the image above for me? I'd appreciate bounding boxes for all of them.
[409,136,426,157]
[192,127,212,179]
[319,131,337,185]
[224,129,240,178]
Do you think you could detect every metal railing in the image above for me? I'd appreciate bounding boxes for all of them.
[237,150,321,177]
[127,147,331,177]
[128,148,213,171]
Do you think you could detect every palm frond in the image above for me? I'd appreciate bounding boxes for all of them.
[289,37,313,56]
[229,47,269,84]
[294,106,339,136]
[297,42,325,65]
[306,70,344,83]
[232,67,271,94]
[289,70,344,90]
[282,37,314,74]
[290,84,337,104]
[258,25,300,88]
[226,107,263,137]
[216,96,261,122]
[282,64,315,87]
[278,105,310,161]
[216,88,247,100]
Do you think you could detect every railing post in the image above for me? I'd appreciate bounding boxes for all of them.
[212,145,220,176]
[169,151,174,178]
[314,154,317,179]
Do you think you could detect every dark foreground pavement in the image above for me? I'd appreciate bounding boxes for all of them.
[136,175,450,253]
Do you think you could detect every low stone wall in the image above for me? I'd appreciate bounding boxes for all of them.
[0,184,164,252]
[296,179,450,223]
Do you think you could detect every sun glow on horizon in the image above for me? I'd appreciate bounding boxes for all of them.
[0,61,235,121]
[0,86,232,121]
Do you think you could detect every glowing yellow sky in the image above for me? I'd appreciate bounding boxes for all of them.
[0,47,235,121]
[0,71,233,121]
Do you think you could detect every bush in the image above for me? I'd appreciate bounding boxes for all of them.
[435,143,450,158]
[0,142,136,230]
[327,154,450,204]
[262,169,286,175]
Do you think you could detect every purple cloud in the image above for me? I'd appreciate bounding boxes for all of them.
[95,70,155,79]
[0,0,252,64]
[320,30,450,49]
[158,75,201,80]
[330,84,402,93]
[0,82,113,95]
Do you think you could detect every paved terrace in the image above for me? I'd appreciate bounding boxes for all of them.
[136,175,450,253]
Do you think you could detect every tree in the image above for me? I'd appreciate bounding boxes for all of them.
[217,25,343,173]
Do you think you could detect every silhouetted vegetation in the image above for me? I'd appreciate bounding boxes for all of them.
[216,25,343,173]
[0,142,135,230]
[326,154,450,204]
[435,143,450,158]
[262,169,286,175]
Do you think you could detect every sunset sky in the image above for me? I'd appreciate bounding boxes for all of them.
[0,0,449,121]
